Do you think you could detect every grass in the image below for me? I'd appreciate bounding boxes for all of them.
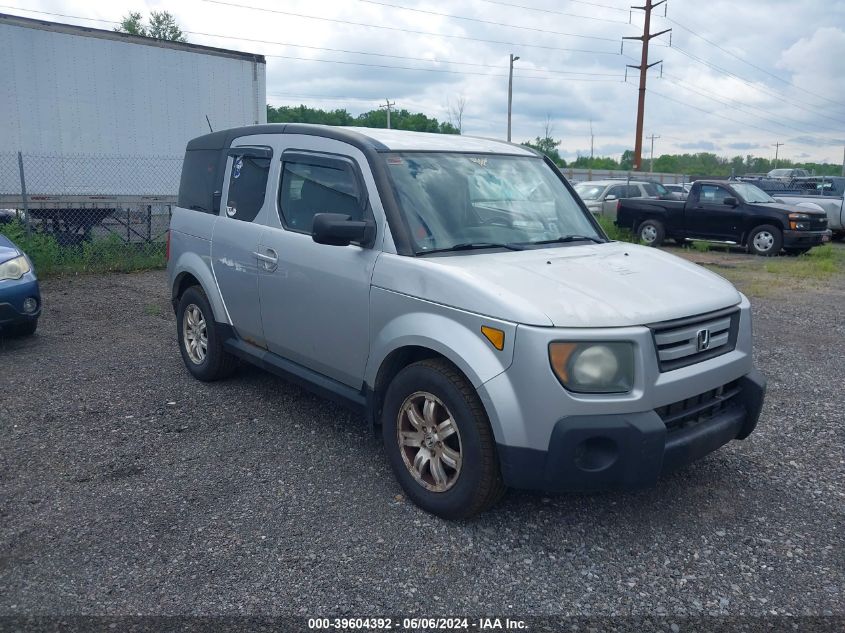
[596,216,634,243]
[0,221,165,278]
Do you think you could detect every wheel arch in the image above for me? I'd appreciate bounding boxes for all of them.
[170,251,230,324]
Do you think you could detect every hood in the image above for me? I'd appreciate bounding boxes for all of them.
[0,234,20,264]
[761,202,826,216]
[373,242,742,327]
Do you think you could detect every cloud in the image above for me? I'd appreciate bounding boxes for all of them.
[24,0,845,163]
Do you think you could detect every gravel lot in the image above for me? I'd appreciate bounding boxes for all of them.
[1,259,843,619]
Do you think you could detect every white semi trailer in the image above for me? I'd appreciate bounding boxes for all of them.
[0,12,266,240]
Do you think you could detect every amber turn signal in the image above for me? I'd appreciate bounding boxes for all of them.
[481,326,505,351]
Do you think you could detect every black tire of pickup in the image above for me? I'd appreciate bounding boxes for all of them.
[747,224,783,257]
[176,285,238,382]
[381,358,505,519]
[637,219,665,247]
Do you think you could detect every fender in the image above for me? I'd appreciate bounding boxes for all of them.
[365,286,516,390]
[170,247,231,325]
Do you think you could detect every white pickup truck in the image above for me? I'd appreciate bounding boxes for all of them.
[768,177,845,240]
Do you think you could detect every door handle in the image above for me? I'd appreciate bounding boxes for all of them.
[253,249,278,271]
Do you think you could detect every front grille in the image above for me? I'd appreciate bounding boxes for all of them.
[656,381,742,434]
[809,216,828,231]
[650,307,739,372]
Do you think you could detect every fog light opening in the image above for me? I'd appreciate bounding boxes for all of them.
[574,436,618,472]
[23,297,38,314]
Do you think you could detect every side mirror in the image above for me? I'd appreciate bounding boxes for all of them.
[312,213,375,247]
[605,194,618,201]
[723,197,738,207]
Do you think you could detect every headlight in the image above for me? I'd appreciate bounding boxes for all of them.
[549,342,634,393]
[0,255,31,281]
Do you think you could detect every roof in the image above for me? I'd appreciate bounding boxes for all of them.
[0,12,265,63]
[186,123,537,155]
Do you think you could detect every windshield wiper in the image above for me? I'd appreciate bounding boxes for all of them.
[418,242,526,255]
[518,234,605,246]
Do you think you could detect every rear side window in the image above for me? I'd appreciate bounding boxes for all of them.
[178,150,219,213]
[279,161,362,234]
[226,155,270,222]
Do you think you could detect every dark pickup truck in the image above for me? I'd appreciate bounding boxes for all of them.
[616,180,831,256]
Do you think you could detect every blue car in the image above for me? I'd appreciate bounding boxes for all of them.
[0,233,41,336]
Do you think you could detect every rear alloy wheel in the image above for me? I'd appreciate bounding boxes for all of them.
[176,286,237,381]
[382,359,505,519]
[747,225,783,257]
[637,219,665,247]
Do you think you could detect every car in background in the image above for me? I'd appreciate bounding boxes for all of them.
[616,180,830,256]
[573,179,674,219]
[664,184,689,200]
[767,168,810,181]
[0,233,41,336]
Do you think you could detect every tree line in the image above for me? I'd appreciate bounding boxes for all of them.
[267,105,459,135]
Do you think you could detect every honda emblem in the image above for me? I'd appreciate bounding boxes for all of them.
[696,328,711,352]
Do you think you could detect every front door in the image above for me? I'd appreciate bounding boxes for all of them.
[686,183,740,240]
[210,149,272,348]
[258,145,381,388]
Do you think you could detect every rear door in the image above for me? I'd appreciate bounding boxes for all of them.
[602,184,630,217]
[257,137,382,388]
[210,144,273,347]
[686,183,740,240]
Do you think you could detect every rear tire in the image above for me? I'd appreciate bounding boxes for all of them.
[381,358,505,519]
[747,225,783,257]
[176,286,237,381]
[637,219,665,247]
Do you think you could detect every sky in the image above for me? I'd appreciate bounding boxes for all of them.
[8,0,845,164]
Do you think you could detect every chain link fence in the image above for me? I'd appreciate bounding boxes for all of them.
[0,152,182,274]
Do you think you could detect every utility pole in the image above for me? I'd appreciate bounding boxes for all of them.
[507,53,520,142]
[379,98,396,129]
[773,141,784,168]
[590,120,595,162]
[624,1,671,171]
[648,133,660,173]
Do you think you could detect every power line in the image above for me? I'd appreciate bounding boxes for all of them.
[478,0,631,15]
[658,71,830,137]
[661,16,845,109]
[0,4,624,82]
[201,0,620,56]
[658,44,845,126]
[261,52,624,81]
[360,0,629,30]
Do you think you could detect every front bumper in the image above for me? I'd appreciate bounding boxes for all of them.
[0,275,42,328]
[783,229,831,248]
[496,369,765,492]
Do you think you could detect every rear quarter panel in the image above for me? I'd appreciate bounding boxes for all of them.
[168,207,230,323]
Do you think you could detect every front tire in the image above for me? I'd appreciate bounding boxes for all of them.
[381,359,505,519]
[637,219,665,247]
[747,225,783,256]
[176,286,237,381]
[14,319,38,337]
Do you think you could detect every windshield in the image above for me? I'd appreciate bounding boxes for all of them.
[731,183,776,203]
[574,183,605,201]
[768,169,791,177]
[384,153,602,253]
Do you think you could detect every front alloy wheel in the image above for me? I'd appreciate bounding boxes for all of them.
[381,358,505,519]
[397,392,463,492]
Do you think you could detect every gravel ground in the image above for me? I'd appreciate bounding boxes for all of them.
[1,264,843,618]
